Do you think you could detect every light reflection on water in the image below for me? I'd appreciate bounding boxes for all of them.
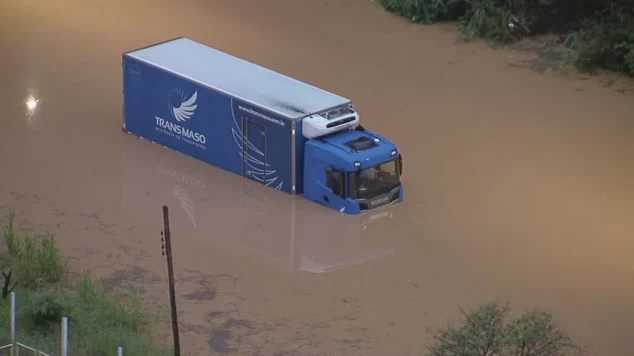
[25,87,41,126]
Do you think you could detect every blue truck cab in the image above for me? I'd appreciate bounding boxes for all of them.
[304,124,403,214]
[122,37,403,214]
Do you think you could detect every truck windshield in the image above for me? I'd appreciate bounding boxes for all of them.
[348,159,400,200]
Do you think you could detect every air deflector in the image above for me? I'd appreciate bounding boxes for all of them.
[344,136,379,152]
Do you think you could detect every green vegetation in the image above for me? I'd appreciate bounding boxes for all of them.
[426,301,589,356]
[0,210,171,356]
[375,0,634,75]
[2,210,68,289]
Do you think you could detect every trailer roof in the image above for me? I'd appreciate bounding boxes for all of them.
[125,37,351,119]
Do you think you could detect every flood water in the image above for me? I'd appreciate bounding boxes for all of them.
[1,0,634,355]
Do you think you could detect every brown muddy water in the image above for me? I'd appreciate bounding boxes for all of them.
[1,0,634,355]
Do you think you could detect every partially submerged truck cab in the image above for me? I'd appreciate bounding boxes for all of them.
[122,37,403,214]
[303,118,403,214]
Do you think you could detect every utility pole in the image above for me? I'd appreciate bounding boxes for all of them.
[161,205,181,356]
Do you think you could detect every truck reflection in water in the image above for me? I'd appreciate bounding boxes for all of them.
[121,135,396,273]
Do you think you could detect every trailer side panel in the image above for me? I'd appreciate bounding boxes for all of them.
[123,56,292,193]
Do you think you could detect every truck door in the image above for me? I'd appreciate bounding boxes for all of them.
[241,118,267,185]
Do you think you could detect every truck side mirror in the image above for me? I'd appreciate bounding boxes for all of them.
[398,154,403,176]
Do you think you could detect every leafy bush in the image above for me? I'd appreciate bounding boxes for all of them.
[566,5,634,75]
[459,0,531,43]
[2,210,69,288]
[427,301,589,356]
[375,0,634,75]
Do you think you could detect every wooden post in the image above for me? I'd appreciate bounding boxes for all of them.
[162,205,181,356]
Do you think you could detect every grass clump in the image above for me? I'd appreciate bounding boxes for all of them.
[375,0,634,76]
[2,210,68,288]
[427,301,589,356]
[0,210,171,356]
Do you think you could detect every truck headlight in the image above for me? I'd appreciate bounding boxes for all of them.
[354,161,361,167]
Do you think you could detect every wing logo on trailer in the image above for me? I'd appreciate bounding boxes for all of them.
[154,88,207,150]
[168,89,198,122]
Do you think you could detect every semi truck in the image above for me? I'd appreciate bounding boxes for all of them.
[121,134,396,273]
[122,37,403,214]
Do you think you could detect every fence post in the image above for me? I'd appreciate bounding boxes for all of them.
[118,346,123,356]
[61,317,69,356]
[10,292,16,356]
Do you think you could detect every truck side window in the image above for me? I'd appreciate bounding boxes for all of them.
[326,167,345,198]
